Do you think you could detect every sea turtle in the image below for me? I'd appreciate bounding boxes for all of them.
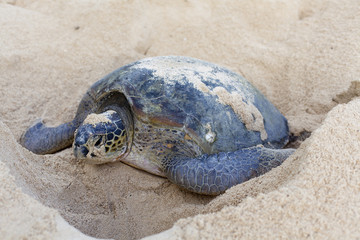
[20,56,294,195]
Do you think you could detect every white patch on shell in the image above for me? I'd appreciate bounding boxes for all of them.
[132,56,214,89]
[205,123,216,143]
[212,86,268,140]
[83,110,115,126]
[132,56,267,140]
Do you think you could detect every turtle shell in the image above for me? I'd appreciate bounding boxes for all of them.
[82,56,289,155]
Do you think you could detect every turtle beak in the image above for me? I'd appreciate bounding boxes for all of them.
[73,143,89,159]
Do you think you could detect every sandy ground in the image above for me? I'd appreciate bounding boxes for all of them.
[0,0,359,239]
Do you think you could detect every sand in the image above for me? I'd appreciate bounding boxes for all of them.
[0,0,359,239]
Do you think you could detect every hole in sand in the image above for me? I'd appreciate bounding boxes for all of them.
[9,90,309,239]
[13,151,213,239]
[8,115,309,239]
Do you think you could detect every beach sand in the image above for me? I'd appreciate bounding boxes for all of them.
[0,0,359,239]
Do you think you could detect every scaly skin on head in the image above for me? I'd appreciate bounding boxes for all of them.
[73,110,131,164]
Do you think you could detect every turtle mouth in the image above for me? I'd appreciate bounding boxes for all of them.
[73,137,107,162]
[73,136,127,164]
[73,145,90,159]
[73,144,112,164]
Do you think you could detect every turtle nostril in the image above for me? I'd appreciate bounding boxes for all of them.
[90,153,96,158]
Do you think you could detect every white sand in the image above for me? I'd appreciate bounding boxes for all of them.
[0,0,359,239]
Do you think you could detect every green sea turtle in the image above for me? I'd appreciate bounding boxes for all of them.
[20,56,294,195]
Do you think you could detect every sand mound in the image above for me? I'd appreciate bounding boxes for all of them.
[1,0,359,239]
[147,99,360,239]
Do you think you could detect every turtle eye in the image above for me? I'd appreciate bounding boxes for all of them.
[94,136,103,147]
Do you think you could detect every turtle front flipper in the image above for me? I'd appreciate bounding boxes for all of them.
[164,146,295,195]
[20,119,79,154]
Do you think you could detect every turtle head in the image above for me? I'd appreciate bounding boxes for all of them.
[73,110,131,164]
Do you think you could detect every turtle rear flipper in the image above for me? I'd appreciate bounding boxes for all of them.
[164,146,295,195]
[20,119,78,154]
